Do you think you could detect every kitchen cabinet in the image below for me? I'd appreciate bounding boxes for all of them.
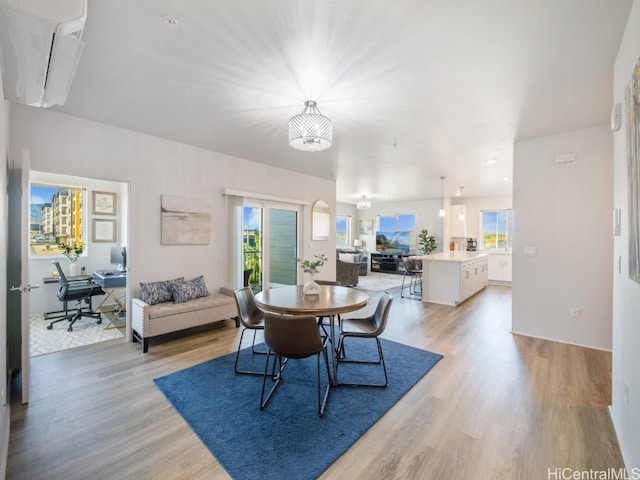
[488,253,512,282]
[419,252,488,306]
[449,204,467,238]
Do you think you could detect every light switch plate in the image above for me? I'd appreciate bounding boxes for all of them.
[523,246,537,256]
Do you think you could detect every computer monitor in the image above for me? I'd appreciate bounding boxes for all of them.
[110,246,127,271]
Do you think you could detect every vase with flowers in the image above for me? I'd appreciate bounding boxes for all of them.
[59,241,83,276]
[299,254,328,295]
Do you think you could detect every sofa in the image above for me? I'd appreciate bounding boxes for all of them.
[337,249,368,276]
[337,259,361,286]
[131,276,238,353]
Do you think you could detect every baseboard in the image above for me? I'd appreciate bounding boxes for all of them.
[0,403,9,480]
[488,280,511,286]
[509,330,612,352]
[607,405,630,474]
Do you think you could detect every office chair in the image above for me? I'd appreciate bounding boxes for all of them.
[47,261,105,332]
[337,291,393,387]
[260,313,331,417]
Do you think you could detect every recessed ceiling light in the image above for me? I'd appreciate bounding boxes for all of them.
[164,16,178,28]
[486,158,497,165]
[501,176,511,181]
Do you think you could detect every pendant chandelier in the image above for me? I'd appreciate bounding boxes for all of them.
[356,195,371,210]
[289,100,332,152]
[439,176,446,217]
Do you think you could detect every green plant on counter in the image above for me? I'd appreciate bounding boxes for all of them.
[418,229,437,255]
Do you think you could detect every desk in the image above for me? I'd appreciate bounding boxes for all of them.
[92,271,127,329]
[254,285,369,384]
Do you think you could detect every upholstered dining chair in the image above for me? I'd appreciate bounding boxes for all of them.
[337,291,393,387]
[315,280,342,338]
[401,257,423,300]
[233,287,267,375]
[260,313,331,417]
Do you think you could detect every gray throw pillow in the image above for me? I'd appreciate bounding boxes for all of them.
[140,277,184,305]
[171,276,209,303]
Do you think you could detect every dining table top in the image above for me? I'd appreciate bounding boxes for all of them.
[254,285,369,316]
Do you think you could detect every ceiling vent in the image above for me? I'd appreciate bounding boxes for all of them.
[0,0,87,108]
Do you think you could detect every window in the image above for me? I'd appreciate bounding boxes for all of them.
[377,213,417,250]
[378,214,417,231]
[480,209,513,251]
[336,215,350,248]
[30,183,86,257]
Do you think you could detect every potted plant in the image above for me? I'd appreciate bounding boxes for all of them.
[298,254,328,295]
[418,229,437,255]
[58,240,83,275]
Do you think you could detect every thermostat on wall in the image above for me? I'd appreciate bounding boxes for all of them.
[611,102,622,132]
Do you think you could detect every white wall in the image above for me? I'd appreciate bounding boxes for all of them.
[0,64,9,479]
[9,105,337,330]
[512,125,613,350]
[612,0,640,468]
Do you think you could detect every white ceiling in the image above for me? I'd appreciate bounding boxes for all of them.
[55,0,632,205]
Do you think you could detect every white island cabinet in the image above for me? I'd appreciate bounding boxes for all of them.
[418,252,489,306]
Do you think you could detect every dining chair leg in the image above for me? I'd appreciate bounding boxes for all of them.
[336,336,388,388]
[400,270,410,298]
[260,351,281,410]
[235,328,268,376]
[318,346,331,417]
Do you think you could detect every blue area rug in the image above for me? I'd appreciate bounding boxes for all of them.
[154,337,443,480]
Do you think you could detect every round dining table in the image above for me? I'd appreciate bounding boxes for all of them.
[254,285,369,384]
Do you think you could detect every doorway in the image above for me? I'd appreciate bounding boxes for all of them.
[28,171,129,357]
[242,204,299,291]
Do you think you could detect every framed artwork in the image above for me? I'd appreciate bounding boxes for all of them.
[92,219,117,242]
[161,194,211,245]
[626,57,640,283]
[92,191,117,215]
[359,218,373,235]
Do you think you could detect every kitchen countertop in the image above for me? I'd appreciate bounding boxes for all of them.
[417,252,489,262]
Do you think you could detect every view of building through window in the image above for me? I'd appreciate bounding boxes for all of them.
[30,184,85,257]
[481,209,513,251]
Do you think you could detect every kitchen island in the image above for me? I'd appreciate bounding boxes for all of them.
[417,252,489,306]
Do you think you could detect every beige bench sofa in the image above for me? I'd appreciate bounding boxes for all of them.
[131,286,238,353]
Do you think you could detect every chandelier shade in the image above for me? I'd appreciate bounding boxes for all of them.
[356,195,371,210]
[289,100,332,152]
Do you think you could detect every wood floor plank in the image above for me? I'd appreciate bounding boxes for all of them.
[7,286,624,479]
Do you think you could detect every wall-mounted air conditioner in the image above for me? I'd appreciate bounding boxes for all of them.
[0,0,87,108]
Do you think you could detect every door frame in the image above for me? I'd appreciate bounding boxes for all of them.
[241,200,301,290]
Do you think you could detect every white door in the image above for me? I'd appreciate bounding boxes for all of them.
[7,148,35,404]
[241,203,300,290]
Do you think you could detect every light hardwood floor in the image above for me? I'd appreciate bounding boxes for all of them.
[7,286,623,479]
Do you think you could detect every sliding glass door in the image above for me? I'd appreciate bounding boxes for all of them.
[242,203,299,291]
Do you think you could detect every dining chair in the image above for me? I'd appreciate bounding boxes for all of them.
[400,257,422,300]
[260,313,331,417]
[337,291,393,387]
[315,280,342,338]
[233,287,267,375]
